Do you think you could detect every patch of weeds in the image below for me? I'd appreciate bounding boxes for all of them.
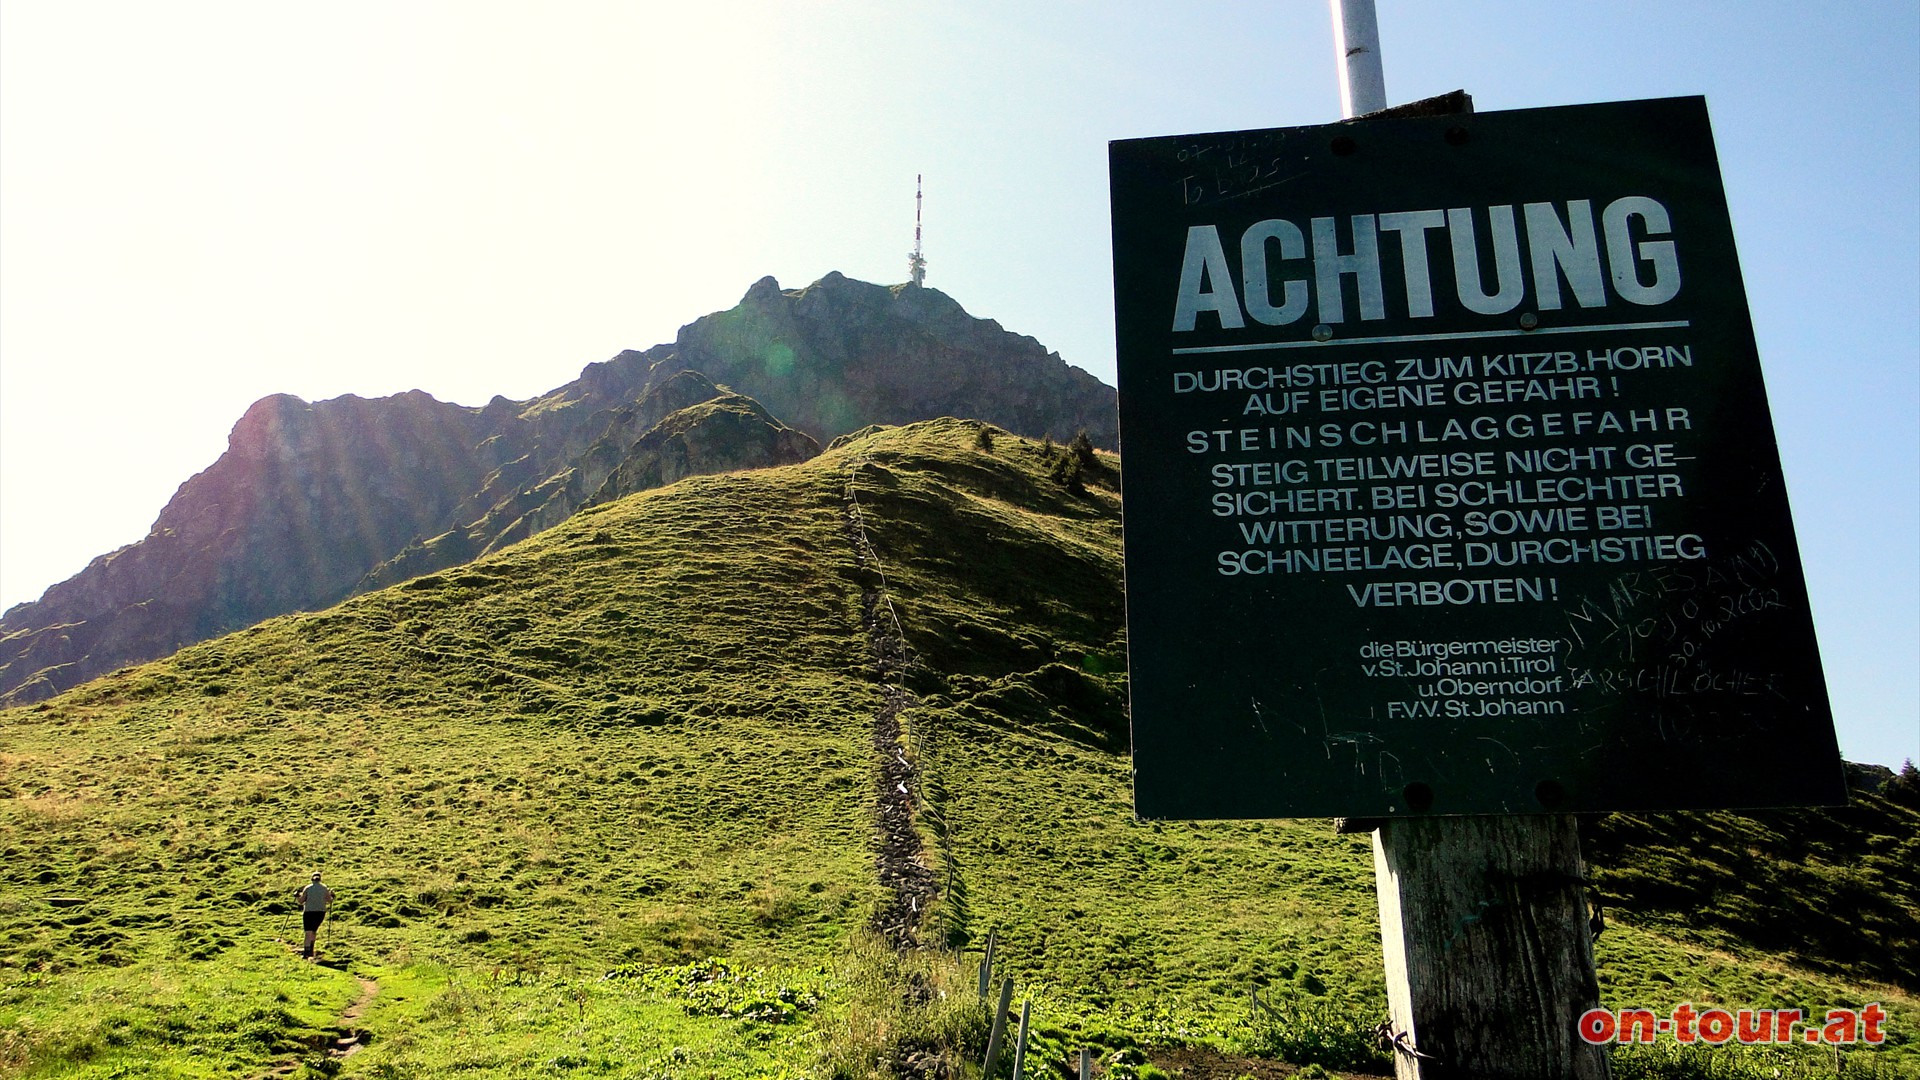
[1612,1043,1920,1079]
[1232,985,1389,1072]
[1106,1047,1173,1080]
[608,957,822,1025]
[1613,1041,1920,1078]
[300,1050,345,1077]
[816,932,988,1080]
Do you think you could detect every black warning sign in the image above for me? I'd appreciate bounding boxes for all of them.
[1110,96,1844,819]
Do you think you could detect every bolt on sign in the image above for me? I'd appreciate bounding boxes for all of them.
[1109,97,1845,819]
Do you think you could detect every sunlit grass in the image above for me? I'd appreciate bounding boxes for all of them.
[1,419,1914,1078]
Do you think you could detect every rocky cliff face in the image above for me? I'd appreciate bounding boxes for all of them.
[357,372,817,591]
[665,273,1116,449]
[0,273,1114,703]
[0,391,506,703]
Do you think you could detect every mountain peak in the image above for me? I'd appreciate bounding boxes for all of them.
[0,273,1114,705]
[668,273,1113,451]
[743,274,784,303]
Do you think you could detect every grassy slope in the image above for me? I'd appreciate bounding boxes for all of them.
[842,426,1388,1039]
[2,451,882,1077]
[2,419,1915,1079]
[1585,792,1920,993]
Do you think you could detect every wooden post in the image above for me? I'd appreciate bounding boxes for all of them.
[982,978,1014,1076]
[978,929,997,1000]
[1079,1047,1092,1080]
[1011,1000,1032,1080]
[1369,814,1608,1079]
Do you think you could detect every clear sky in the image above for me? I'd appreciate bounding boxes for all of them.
[2,1,1915,768]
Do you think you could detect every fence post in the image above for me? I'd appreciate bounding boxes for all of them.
[977,929,997,1000]
[1011,1000,1032,1080]
[982,978,1014,1076]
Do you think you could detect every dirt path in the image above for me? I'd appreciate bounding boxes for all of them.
[332,975,379,1057]
[844,468,939,950]
[252,971,379,1079]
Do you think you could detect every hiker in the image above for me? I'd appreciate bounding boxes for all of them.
[297,872,334,958]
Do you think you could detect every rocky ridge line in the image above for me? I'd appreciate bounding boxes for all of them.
[2,273,1116,704]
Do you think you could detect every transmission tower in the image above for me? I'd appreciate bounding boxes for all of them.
[907,174,927,287]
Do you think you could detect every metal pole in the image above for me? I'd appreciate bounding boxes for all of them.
[1330,0,1388,117]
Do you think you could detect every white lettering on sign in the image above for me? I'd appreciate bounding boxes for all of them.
[1171,197,1682,331]
[1166,338,1723,606]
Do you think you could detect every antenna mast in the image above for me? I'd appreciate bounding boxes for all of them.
[908,174,927,287]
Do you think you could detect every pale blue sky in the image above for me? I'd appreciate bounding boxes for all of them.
[2,1,1914,767]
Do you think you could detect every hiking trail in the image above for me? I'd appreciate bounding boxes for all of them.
[252,971,378,1079]
[843,462,938,950]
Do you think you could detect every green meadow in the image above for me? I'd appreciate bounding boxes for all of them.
[3,420,1915,1079]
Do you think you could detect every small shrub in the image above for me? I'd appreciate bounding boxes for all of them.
[1049,454,1085,494]
[1069,430,1098,469]
[1886,760,1920,811]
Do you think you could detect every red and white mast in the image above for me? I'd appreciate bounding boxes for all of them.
[908,174,927,287]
